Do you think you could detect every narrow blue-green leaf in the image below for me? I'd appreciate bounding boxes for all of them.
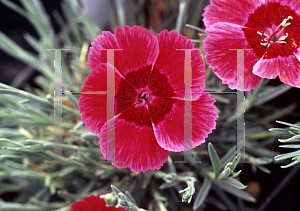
[23,33,44,53]
[52,9,65,29]
[57,190,87,201]
[159,181,179,190]
[276,121,300,130]
[1,0,27,19]
[224,163,233,171]
[0,202,65,210]
[274,149,300,161]
[0,171,10,179]
[61,1,82,45]
[254,84,292,106]
[217,181,256,202]
[142,171,153,190]
[257,165,271,174]
[279,144,300,148]
[81,132,98,139]
[0,86,52,108]
[217,168,231,180]
[269,128,291,134]
[0,155,24,159]
[220,178,247,190]
[7,171,46,180]
[0,138,25,147]
[49,184,56,195]
[280,159,300,168]
[220,141,243,168]
[0,184,20,195]
[289,130,299,136]
[111,185,122,196]
[45,175,51,187]
[230,153,241,171]
[212,185,239,211]
[72,121,84,131]
[290,127,300,133]
[193,177,211,210]
[248,156,273,165]
[278,134,300,142]
[80,13,101,41]
[231,170,242,177]
[208,142,221,177]
[258,104,297,125]
[185,24,206,33]
[247,146,278,158]
[6,145,47,153]
[58,166,77,177]
[0,32,52,78]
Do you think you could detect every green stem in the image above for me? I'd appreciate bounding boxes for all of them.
[175,0,190,34]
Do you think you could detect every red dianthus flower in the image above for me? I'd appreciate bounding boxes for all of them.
[203,0,300,91]
[70,194,125,211]
[79,25,218,172]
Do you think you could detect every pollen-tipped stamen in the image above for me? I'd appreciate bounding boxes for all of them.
[258,16,293,47]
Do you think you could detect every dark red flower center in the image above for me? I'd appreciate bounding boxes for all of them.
[243,2,300,59]
[138,91,150,103]
[116,66,175,127]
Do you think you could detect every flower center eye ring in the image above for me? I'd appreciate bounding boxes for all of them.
[258,16,293,47]
[243,2,300,59]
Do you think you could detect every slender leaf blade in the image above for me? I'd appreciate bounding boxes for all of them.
[216,181,256,202]
[193,177,212,210]
[208,143,221,177]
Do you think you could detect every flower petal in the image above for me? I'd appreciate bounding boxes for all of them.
[70,194,125,211]
[154,30,206,100]
[253,51,300,87]
[203,0,265,28]
[79,63,131,135]
[286,24,300,62]
[278,55,300,87]
[150,94,218,152]
[87,30,119,70]
[70,195,104,211]
[293,47,300,64]
[269,0,300,17]
[88,25,159,78]
[203,22,261,91]
[99,107,169,172]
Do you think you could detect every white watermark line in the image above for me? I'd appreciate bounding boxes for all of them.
[63,91,238,94]
[230,49,252,162]
[175,49,201,163]
[45,48,70,163]
[99,49,124,163]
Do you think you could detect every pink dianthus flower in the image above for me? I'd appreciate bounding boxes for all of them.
[203,0,300,91]
[79,25,218,172]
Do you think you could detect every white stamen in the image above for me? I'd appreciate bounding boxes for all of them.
[258,16,293,47]
[281,16,293,27]
[260,42,269,46]
[278,33,289,42]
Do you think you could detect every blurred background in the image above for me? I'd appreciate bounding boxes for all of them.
[1,0,300,211]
